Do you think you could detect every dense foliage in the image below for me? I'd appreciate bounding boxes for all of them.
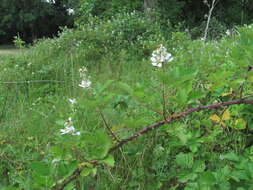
[67,0,253,40]
[0,0,76,43]
[1,8,253,189]
[1,0,253,43]
[1,1,253,190]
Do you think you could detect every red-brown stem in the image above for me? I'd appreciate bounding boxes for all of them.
[98,109,120,142]
[109,99,253,152]
[53,98,253,190]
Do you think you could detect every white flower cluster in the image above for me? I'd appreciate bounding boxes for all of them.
[67,8,74,15]
[78,67,91,88]
[150,45,173,67]
[69,98,77,105]
[60,117,80,136]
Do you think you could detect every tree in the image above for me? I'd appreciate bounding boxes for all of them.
[0,0,75,43]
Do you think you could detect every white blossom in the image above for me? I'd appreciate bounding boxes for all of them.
[52,158,61,164]
[151,62,162,68]
[226,30,231,36]
[79,79,91,88]
[78,67,91,88]
[44,0,55,3]
[69,98,77,104]
[60,117,80,136]
[67,8,74,15]
[150,44,173,67]
[79,67,88,78]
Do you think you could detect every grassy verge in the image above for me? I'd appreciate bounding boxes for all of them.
[0,44,24,56]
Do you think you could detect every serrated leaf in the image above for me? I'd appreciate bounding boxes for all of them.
[221,109,230,121]
[32,173,53,187]
[4,187,19,190]
[188,90,205,101]
[30,162,51,176]
[91,167,97,177]
[67,160,78,175]
[101,154,115,167]
[221,88,233,97]
[176,89,188,105]
[111,124,125,133]
[55,120,65,126]
[230,170,248,181]
[51,146,64,157]
[220,152,239,162]
[117,82,134,94]
[178,172,197,183]
[175,153,194,169]
[237,187,246,190]
[177,132,188,144]
[95,80,114,96]
[218,181,231,190]
[63,183,75,190]
[198,171,216,185]
[189,143,198,153]
[234,118,247,130]
[80,167,93,177]
[192,160,206,173]
[82,130,112,160]
[209,114,221,123]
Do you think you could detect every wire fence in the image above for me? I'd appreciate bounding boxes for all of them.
[0,80,66,84]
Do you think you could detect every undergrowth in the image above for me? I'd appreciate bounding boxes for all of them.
[0,12,253,190]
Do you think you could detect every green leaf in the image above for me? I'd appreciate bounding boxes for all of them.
[175,153,194,169]
[221,109,230,121]
[192,160,206,173]
[91,167,97,177]
[63,183,75,190]
[3,187,20,190]
[189,143,198,153]
[82,130,112,160]
[178,172,197,183]
[58,162,69,177]
[230,170,249,182]
[30,161,51,176]
[176,89,188,105]
[68,160,78,175]
[215,166,231,182]
[80,167,93,177]
[101,154,115,167]
[177,132,188,145]
[55,120,65,126]
[218,181,231,190]
[220,152,240,162]
[51,146,65,158]
[117,82,134,94]
[95,80,114,97]
[32,173,54,187]
[234,118,247,130]
[236,188,246,190]
[188,90,205,102]
[198,171,216,185]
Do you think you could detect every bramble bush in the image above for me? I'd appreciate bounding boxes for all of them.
[0,14,253,190]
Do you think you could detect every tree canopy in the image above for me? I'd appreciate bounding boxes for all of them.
[1,0,253,43]
[0,0,76,43]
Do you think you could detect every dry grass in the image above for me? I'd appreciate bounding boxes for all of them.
[0,45,23,55]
